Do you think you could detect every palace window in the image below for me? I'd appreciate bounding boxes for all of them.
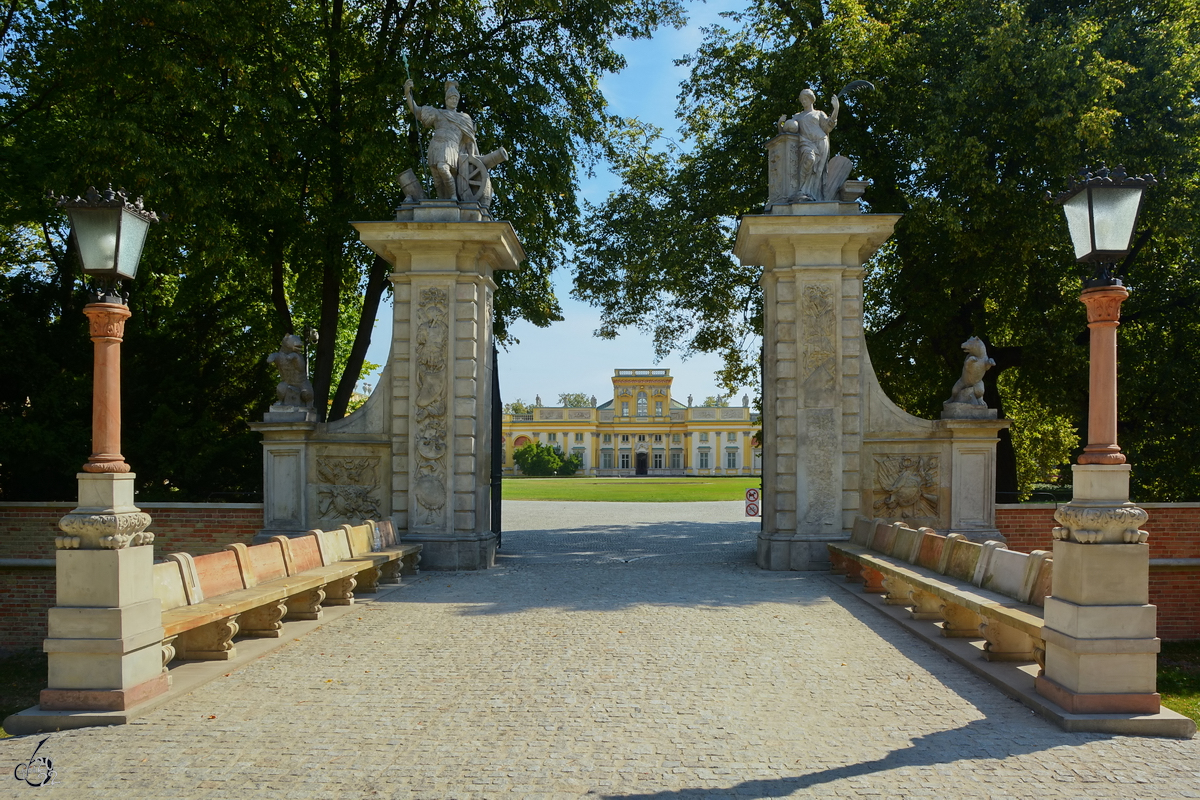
[637,392,648,415]
[603,434,612,443]
[699,432,709,443]
[672,434,681,444]
[653,453,663,469]
[727,450,738,469]
[621,434,630,443]
[548,433,557,442]
[620,452,631,469]
[728,432,737,443]
[602,452,613,469]
[638,434,646,442]
[698,451,710,469]
[670,452,681,469]
[655,401,663,416]
[653,434,662,443]
[575,433,584,443]
[621,402,629,416]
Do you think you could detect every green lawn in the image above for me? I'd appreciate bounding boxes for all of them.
[502,476,762,502]
[1159,641,1200,723]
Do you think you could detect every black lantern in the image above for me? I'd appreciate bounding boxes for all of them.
[55,186,158,285]
[1054,164,1157,288]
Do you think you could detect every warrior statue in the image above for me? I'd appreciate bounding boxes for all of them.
[403,77,508,208]
[268,334,315,407]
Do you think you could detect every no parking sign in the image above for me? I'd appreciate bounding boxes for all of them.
[745,487,760,517]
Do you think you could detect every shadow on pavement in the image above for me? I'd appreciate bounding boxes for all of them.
[601,717,1112,799]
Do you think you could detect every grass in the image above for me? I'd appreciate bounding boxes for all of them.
[502,476,762,502]
[1159,641,1200,722]
[0,649,46,737]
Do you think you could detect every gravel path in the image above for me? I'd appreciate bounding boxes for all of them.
[3,500,1199,799]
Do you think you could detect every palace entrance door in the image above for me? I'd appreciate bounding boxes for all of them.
[635,452,649,475]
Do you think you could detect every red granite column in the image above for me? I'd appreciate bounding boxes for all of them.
[1078,285,1129,466]
[81,302,132,474]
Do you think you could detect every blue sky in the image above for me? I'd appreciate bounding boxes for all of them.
[362,0,751,405]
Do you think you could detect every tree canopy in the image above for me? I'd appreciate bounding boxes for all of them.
[0,0,683,500]
[558,392,594,407]
[576,0,1200,500]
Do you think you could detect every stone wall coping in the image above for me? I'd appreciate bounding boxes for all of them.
[0,501,264,510]
[997,502,1200,510]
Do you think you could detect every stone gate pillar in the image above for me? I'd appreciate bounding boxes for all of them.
[735,205,900,570]
[354,204,523,570]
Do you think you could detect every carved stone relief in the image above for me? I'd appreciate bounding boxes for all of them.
[873,455,939,519]
[801,408,838,526]
[412,287,450,528]
[316,456,381,520]
[540,409,564,420]
[567,409,591,420]
[801,284,837,406]
[720,408,743,419]
[692,408,717,420]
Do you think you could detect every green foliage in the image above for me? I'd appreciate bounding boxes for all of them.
[0,0,684,499]
[512,440,564,477]
[999,371,1077,500]
[577,0,1200,499]
[557,450,584,476]
[701,395,730,407]
[504,399,533,415]
[558,392,593,408]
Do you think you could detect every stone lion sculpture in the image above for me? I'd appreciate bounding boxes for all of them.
[947,336,995,406]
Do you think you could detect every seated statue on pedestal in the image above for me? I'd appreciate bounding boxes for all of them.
[268,334,315,408]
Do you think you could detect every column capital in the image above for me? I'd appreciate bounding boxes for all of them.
[83,302,131,341]
[1079,284,1129,325]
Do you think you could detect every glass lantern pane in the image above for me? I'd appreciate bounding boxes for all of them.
[69,208,121,274]
[1061,191,1093,261]
[116,209,151,280]
[1091,187,1142,253]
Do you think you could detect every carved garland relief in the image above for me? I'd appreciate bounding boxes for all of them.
[412,287,450,528]
[801,284,837,404]
[873,455,939,519]
[315,456,381,520]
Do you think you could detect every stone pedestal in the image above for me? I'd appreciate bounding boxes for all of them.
[250,417,319,540]
[354,208,523,570]
[1037,464,1160,713]
[735,207,900,570]
[42,472,167,711]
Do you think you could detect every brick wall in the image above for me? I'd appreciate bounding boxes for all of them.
[0,502,263,653]
[0,502,264,560]
[0,567,55,653]
[998,503,1200,641]
[996,503,1200,558]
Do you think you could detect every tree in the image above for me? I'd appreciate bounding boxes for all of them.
[0,0,685,499]
[576,0,1200,500]
[558,392,593,407]
[701,395,729,407]
[504,399,533,415]
[512,440,563,477]
[557,449,584,476]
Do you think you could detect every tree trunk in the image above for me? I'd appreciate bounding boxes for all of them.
[328,255,390,421]
[311,0,347,423]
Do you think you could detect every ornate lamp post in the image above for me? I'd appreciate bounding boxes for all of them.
[1055,165,1158,465]
[30,187,167,725]
[1035,166,1162,716]
[57,186,158,476]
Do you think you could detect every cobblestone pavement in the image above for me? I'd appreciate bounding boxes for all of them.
[5,500,1200,799]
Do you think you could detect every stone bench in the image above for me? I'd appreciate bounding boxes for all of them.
[152,521,421,665]
[829,517,1053,669]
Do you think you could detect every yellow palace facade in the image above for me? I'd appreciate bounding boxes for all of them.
[501,369,762,477]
